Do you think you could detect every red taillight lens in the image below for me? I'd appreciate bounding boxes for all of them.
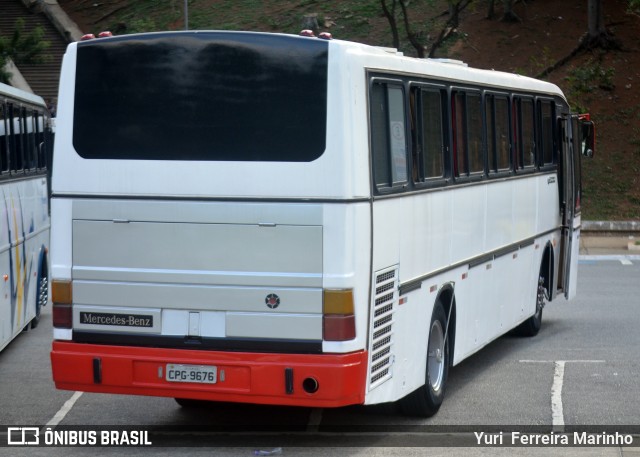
[323,314,356,341]
[53,304,72,329]
[52,280,73,329]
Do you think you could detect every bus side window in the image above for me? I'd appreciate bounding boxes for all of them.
[412,88,445,182]
[452,90,483,178]
[539,100,555,166]
[36,112,47,170]
[486,94,511,174]
[370,81,408,190]
[9,103,24,173]
[467,93,483,174]
[0,102,9,173]
[25,109,37,171]
[514,97,536,170]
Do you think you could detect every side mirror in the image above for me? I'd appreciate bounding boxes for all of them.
[580,119,595,158]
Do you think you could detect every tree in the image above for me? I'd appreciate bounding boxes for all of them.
[535,0,621,79]
[399,0,427,57]
[486,0,496,19]
[428,0,472,57]
[500,0,521,23]
[0,19,50,84]
[486,0,520,22]
[582,0,620,49]
[382,0,472,58]
[380,0,401,49]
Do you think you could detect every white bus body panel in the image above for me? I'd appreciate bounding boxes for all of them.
[52,198,372,353]
[365,173,561,405]
[0,178,50,352]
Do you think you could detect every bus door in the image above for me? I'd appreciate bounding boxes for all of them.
[558,115,576,299]
[558,114,590,300]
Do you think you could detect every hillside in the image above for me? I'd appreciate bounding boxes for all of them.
[57,0,640,220]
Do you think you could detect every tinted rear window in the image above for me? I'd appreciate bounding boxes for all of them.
[73,32,328,162]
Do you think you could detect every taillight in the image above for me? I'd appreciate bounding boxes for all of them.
[323,289,355,341]
[52,280,72,329]
[53,304,72,328]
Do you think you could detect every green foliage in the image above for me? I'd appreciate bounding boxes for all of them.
[0,18,50,84]
[126,17,158,34]
[566,60,615,94]
[629,0,640,13]
[581,105,640,220]
[529,47,553,74]
[564,59,615,112]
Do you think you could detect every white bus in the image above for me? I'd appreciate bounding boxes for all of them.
[50,31,593,416]
[0,82,51,352]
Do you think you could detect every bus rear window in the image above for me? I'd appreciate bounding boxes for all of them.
[73,32,328,162]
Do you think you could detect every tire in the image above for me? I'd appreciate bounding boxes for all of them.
[514,272,545,337]
[174,398,214,409]
[399,300,449,417]
[31,258,49,330]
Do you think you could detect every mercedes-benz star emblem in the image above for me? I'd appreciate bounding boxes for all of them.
[265,294,280,309]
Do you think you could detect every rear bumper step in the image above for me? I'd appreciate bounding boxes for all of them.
[51,342,368,408]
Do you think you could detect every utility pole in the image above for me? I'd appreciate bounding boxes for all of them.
[184,0,189,30]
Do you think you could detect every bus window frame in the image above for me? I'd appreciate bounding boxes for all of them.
[369,77,410,195]
[451,87,485,183]
[409,81,450,189]
[513,94,537,174]
[24,107,38,174]
[484,90,512,179]
[36,111,48,171]
[0,100,10,175]
[8,103,25,176]
[537,97,558,171]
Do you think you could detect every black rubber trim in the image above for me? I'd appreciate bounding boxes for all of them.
[73,332,323,354]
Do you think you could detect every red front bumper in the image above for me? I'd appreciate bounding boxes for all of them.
[51,341,368,408]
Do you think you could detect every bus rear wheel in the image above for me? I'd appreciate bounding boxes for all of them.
[399,301,449,417]
[515,273,545,337]
[31,259,49,330]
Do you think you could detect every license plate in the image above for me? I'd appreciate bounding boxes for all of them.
[166,364,217,384]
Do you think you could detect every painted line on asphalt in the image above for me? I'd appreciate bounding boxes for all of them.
[45,391,83,428]
[519,360,605,432]
[579,255,640,263]
[551,361,565,430]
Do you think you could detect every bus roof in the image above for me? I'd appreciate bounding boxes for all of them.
[0,81,47,107]
[74,29,563,99]
[326,35,564,98]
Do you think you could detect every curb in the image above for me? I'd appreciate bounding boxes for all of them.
[582,221,640,233]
